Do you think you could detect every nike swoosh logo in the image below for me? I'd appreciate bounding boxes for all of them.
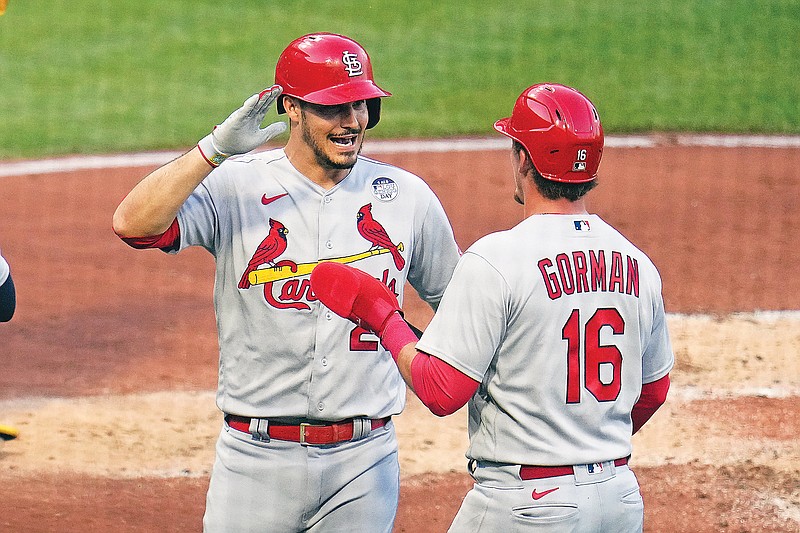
[531,487,559,500]
[261,193,288,205]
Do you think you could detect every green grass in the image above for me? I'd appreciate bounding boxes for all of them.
[1,0,798,158]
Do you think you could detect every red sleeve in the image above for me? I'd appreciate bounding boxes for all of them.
[117,218,180,252]
[410,352,480,417]
[632,374,670,434]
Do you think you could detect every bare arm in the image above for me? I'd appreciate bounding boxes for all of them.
[112,86,287,238]
[394,341,418,388]
[112,147,212,237]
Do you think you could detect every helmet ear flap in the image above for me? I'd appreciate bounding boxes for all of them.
[366,98,381,129]
[275,96,382,129]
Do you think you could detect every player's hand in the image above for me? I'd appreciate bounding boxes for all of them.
[310,262,401,338]
[197,85,288,167]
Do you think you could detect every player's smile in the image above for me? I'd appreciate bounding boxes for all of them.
[282,94,374,186]
[329,131,360,148]
[295,100,368,173]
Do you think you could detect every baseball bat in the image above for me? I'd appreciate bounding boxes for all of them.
[248,243,404,285]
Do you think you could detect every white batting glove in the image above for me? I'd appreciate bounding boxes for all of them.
[197,85,288,167]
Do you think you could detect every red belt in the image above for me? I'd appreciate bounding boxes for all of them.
[520,457,628,480]
[225,415,389,445]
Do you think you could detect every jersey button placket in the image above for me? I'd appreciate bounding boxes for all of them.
[320,194,334,252]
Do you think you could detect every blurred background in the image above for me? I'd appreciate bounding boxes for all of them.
[0,0,798,159]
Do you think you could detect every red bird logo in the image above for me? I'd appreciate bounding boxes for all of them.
[356,203,405,271]
[238,219,289,289]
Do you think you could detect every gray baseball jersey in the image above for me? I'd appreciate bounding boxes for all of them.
[173,148,460,420]
[416,214,674,466]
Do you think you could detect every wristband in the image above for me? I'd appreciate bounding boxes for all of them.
[380,312,420,361]
[197,132,230,168]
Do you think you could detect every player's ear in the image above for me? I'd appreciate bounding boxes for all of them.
[514,143,534,176]
[282,96,302,125]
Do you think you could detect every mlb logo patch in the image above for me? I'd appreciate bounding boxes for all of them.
[587,463,604,474]
[574,220,591,232]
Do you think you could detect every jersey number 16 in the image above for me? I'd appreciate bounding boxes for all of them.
[562,308,624,404]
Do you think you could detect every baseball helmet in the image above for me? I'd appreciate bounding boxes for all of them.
[494,83,603,183]
[275,33,392,129]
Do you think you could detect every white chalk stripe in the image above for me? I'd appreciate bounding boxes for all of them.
[670,309,800,321]
[677,134,800,148]
[2,134,799,178]
[668,385,800,401]
[0,151,185,178]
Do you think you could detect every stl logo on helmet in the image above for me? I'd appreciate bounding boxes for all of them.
[342,51,363,77]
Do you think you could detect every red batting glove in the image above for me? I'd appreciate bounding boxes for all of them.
[310,262,401,337]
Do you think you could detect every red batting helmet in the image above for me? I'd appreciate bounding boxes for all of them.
[494,83,604,183]
[275,33,392,129]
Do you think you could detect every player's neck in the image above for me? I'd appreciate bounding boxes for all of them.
[524,196,587,218]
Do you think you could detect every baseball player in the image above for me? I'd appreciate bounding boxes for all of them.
[0,246,16,322]
[112,33,461,532]
[311,84,674,532]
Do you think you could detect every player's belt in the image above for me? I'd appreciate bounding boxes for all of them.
[519,457,629,480]
[225,415,390,445]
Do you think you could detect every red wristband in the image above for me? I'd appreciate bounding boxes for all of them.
[380,313,419,360]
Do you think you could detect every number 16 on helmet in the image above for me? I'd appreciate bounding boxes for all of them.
[494,83,604,183]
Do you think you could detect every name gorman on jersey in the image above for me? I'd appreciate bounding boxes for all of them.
[537,250,639,300]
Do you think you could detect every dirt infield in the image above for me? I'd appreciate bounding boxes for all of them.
[1,140,798,532]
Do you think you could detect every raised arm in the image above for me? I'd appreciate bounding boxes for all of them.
[112,148,212,237]
[113,86,287,238]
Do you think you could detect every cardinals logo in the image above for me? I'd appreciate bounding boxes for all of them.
[356,203,405,271]
[238,209,405,311]
[239,219,291,289]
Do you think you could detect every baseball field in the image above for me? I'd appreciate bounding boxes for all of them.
[0,137,798,531]
[1,1,799,532]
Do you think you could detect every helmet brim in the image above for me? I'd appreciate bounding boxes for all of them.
[301,81,391,106]
[493,117,521,144]
[493,116,598,183]
[278,81,390,112]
